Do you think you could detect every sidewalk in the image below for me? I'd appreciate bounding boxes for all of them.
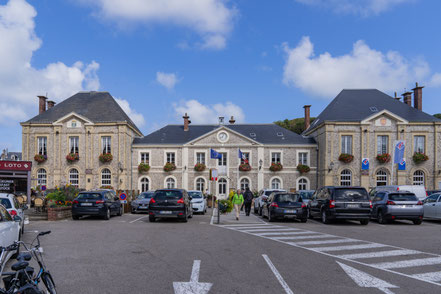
[211,208,265,226]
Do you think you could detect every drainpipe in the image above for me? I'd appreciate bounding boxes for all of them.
[130,144,133,201]
[316,144,319,190]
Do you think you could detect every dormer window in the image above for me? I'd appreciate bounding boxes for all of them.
[71,120,77,128]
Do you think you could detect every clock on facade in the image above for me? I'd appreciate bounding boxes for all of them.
[217,132,229,142]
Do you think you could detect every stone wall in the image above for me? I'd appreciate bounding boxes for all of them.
[47,206,72,221]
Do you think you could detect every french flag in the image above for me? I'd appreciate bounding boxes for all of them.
[238,149,248,164]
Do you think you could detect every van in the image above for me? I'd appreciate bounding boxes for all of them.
[370,185,427,200]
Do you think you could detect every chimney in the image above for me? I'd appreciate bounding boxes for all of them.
[412,82,424,111]
[38,96,47,114]
[47,100,56,109]
[402,91,412,106]
[218,117,225,125]
[394,92,400,101]
[229,116,236,124]
[183,113,191,131]
[303,105,311,130]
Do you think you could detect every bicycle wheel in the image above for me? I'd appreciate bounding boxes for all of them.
[42,273,57,294]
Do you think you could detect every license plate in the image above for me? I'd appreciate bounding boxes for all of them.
[81,203,92,206]
[160,211,172,214]
[347,204,360,208]
[284,210,296,214]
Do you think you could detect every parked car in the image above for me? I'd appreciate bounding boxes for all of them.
[426,190,441,196]
[371,191,423,224]
[298,190,315,206]
[0,193,26,234]
[262,192,307,222]
[188,190,207,215]
[72,190,123,220]
[254,189,286,215]
[131,191,155,214]
[148,189,193,222]
[423,193,441,220]
[0,204,20,265]
[309,186,371,225]
[369,185,427,200]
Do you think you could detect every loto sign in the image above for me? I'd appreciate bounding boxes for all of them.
[0,161,32,171]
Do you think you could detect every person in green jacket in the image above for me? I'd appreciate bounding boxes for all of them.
[232,189,244,221]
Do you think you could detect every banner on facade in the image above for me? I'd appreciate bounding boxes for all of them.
[393,140,406,164]
[361,158,369,170]
[398,158,406,171]
[0,161,32,171]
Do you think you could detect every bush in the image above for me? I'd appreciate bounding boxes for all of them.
[338,153,354,163]
[218,199,233,214]
[99,153,113,163]
[194,163,206,172]
[164,162,176,172]
[413,152,428,164]
[297,164,310,173]
[138,162,150,173]
[66,153,79,163]
[376,153,391,164]
[269,163,283,172]
[34,154,47,163]
[239,163,251,171]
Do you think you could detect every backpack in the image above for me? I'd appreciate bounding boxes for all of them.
[244,191,253,202]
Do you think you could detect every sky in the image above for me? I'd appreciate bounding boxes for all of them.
[1,0,441,151]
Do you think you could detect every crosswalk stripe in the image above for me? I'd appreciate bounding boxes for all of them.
[256,231,318,236]
[273,234,333,241]
[228,226,283,230]
[371,257,441,269]
[313,243,387,252]
[337,249,420,260]
[221,224,270,227]
[291,238,359,246]
[412,271,441,282]
[242,228,302,233]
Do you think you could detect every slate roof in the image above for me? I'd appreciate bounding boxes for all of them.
[23,92,142,135]
[0,151,22,161]
[133,124,316,145]
[305,89,440,132]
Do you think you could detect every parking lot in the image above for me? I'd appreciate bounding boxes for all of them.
[13,210,441,294]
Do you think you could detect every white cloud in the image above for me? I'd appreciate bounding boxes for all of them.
[295,0,413,16]
[156,72,178,90]
[0,0,100,126]
[173,100,245,124]
[115,98,145,127]
[79,0,237,50]
[282,36,440,98]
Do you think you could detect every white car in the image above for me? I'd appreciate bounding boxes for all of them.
[0,204,20,268]
[423,193,441,220]
[370,185,427,200]
[254,189,286,216]
[0,193,26,233]
[188,190,207,215]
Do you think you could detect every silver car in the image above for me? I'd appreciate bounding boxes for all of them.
[423,193,441,220]
[371,191,423,224]
[131,191,155,214]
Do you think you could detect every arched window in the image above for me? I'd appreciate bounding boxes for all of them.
[340,169,352,186]
[271,178,281,190]
[240,178,250,191]
[166,177,176,189]
[69,169,79,187]
[413,170,425,186]
[297,178,309,191]
[376,170,388,186]
[218,178,227,195]
[37,169,47,186]
[196,178,205,192]
[101,168,111,186]
[140,177,149,192]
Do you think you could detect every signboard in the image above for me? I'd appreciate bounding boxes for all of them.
[0,161,32,171]
[361,158,369,170]
[120,200,127,204]
[398,158,406,171]
[119,193,127,201]
[0,179,14,192]
[41,185,47,191]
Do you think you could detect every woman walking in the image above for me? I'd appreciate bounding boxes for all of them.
[232,189,244,221]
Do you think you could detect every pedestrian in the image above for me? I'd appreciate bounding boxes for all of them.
[243,188,254,216]
[232,189,244,221]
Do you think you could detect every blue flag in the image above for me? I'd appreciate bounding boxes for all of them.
[393,140,406,164]
[361,158,369,170]
[210,149,222,159]
[398,158,406,171]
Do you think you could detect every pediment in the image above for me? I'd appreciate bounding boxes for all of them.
[361,110,408,125]
[53,112,94,126]
[185,126,260,146]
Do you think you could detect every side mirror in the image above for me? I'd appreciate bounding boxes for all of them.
[14,215,22,222]
[189,196,193,200]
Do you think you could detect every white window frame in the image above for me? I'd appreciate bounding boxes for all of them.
[140,152,150,164]
[297,177,309,191]
[239,150,251,165]
[140,177,150,192]
[377,135,389,155]
[138,150,151,164]
[270,150,283,165]
[69,169,79,187]
[37,168,47,186]
[195,177,206,192]
[240,177,251,191]
[218,178,228,195]
[270,177,282,190]
[413,170,425,186]
[196,152,206,165]
[414,136,425,154]
[163,150,178,165]
[69,136,79,154]
[341,135,352,155]
[376,170,388,186]
[101,168,112,186]
[101,136,111,154]
[296,150,310,166]
[217,152,228,167]
[165,177,176,189]
[340,169,352,186]
[37,137,47,156]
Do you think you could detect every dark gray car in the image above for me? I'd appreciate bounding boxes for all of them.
[131,191,154,214]
[371,191,423,225]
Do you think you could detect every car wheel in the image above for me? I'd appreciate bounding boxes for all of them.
[149,215,155,222]
[300,218,307,223]
[182,212,188,223]
[321,210,330,224]
[413,219,422,225]
[360,219,369,225]
[254,205,258,214]
[378,210,387,224]
[259,207,263,216]
[117,206,123,216]
[104,208,111,220]
[72,215,79,220]
[131,208,136,214]
[307,208,312,219]
[201,208,205,215]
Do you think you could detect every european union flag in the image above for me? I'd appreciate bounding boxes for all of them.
[210,149,222,159]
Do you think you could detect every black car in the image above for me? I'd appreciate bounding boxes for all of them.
[148,189,193,222]
[72,190,122,220]
[262,193,307,222]
[308,186,371,225]
[427,190,441,196]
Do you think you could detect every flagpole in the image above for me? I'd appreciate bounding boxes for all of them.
[237,148,240,191]
[391,145,395,185]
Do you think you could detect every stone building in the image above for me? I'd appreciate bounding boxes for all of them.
[131,115,317,196]
[0,149,22,161]
[303,85,441,190]
[20,92,142,190]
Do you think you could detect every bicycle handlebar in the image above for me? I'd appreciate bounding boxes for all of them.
[38,231,51,236]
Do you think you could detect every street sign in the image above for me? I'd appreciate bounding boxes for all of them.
[0,161,32,171]
[120,200,127,204]
[41,185,47,191]
[119,193,127,201]
[361,158,369,170]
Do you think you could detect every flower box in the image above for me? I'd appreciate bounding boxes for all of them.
[34,154,47,163]
[269,163,283,172]
[412,152,429,164]
[376,153,391,164]
[99,153,113,163]
[138,162,150,173]
[194,163,206,172]
[164,162,176,172]
[66,153,79,163]
[239,163,251,172]
[297,164,310,174]
[338,153,354,163]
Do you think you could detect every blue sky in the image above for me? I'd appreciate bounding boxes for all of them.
[1,0,441,151]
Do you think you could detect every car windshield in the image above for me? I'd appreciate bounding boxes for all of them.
[0,198,12,209]
[188,192,203,198]
[154,190,183,200]
[275,194,299,203]
[138,193,153,199]
[334,188,369,201]
[77,193,102,200]
[299,191,314,200]
[389,194,418,201]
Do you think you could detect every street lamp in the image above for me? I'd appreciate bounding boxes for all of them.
[328,161,334,173]
[259,159,263,170]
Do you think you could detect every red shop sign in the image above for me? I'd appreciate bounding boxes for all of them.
[0,161,32,171]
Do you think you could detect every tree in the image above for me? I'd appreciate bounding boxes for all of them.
[434,114,441,120]
[274,117,316,134]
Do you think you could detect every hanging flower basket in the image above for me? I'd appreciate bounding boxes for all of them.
[297,164,310,174]
[194,163,206,172]
[239,163,251,172]
[338,153,354,163]
[99,153,113,163]
[100,186,114,190]
[376,153,391,164]
[66,153,79,163]
[163,162,176,172]
[34,154,47,164]
[269,163,283,172]
[138,162,150,173]
[412,152,429,164]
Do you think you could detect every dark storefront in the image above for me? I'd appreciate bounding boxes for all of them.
[0,161,32,205]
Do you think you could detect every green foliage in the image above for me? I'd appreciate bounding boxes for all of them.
[274,117,316,134]
[46,190,65,202]
[218,199,233,214]
[433,114,441,120]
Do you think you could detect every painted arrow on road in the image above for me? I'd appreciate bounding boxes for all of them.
[337,261,399,294]
[173,260,213,294]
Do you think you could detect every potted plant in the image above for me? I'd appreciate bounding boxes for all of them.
[376,153,391,164]
[413,152,429,164]
[66,153,79,163]
[217,199,233,214]
[269,163,283,172]
[194,163,206,172]
[163,162,176,172]
[138,162,150,173]
[34,154,47,163]
[297,164,310,174]
[239,163,251,172]
[338,153,354,163]
[99,153,113,163]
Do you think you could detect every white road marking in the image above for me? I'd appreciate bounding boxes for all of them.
[273,234,334,241]
[337,262,398,294]
[412,271,441,282]
[222,224,270,227]
[129,216,148,223]
[262,255,294,294]
[256,231,316,236]
[289,238,359,246]
[314,243,388,252]
[241,228,301,233]
[337,250,420,260]
[173,260,212,294]
[231,226,283,230]
[372,257,441,269]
